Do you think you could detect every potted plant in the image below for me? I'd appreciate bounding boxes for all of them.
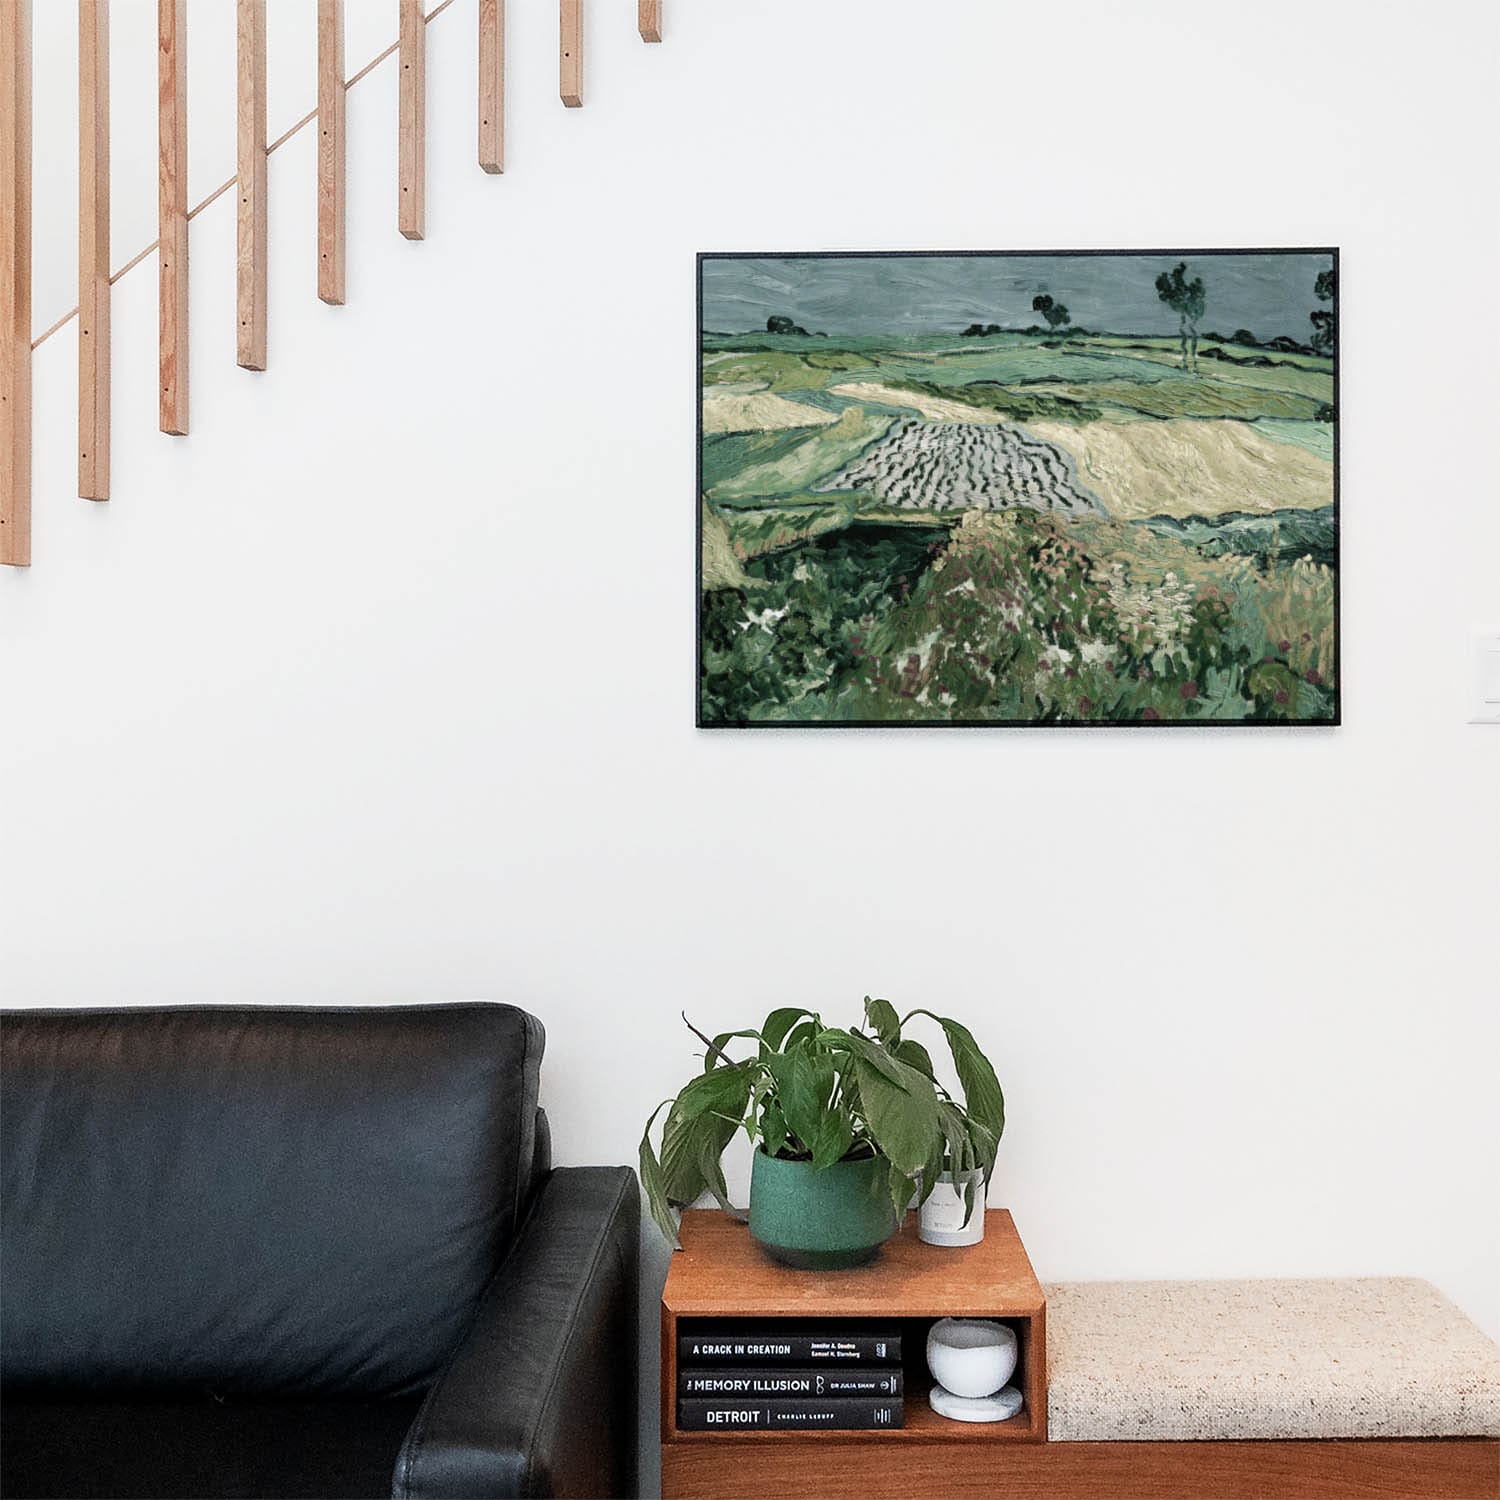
[640,998,1004,1268]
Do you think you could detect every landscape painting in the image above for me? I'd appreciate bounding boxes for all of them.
[698,250,1338,727]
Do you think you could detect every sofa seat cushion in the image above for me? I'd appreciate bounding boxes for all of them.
[0,1394,423,1500]
[1043,1277,1500,1442]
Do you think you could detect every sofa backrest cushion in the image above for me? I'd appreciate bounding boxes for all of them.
[0,1004,543,1399]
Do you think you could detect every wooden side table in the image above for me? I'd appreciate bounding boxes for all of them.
[661,1209,1046,1500]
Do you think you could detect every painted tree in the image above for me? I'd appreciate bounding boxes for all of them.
[1309,266,1336,356]
[1032,294,1071,335]
[1155,261,1206,371]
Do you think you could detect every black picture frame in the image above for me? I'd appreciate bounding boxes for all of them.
[697,248,1340,730]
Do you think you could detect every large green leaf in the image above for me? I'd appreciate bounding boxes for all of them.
[864,997,901,1046]
[674,1061,755,1123]
[906,1009,1006,1144]
[808,1102,854,1172]
[760,1007,816,1054]
[835,1029,921,1091]
[887,1157,916,1225]
[913,1131,946,1214]
[840,1070,872,1156]
[660,1108,707,1202]
[759,1098,789,1159]
[640,1101,680,1248]
[937,1101,973,1177]
[764,1044,833,1155]
[893,1038,935,1080]
[661,1065,749,1203]
[782,1019,819,1053]
[696,1127,736,1215]
[937,1101,994,1226]
[746,1073,773,1138]
[966,1116,1000,1180]
[851,1053,939,1175]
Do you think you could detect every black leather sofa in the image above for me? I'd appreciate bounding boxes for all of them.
[0,1004,640,1500]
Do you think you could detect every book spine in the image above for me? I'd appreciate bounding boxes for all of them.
[677,1397,904,1431]
[679,1368,904,1398]
[677,1334,901,1365]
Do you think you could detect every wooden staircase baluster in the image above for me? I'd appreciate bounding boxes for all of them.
[158,0,188,435]
[560,0,582,107]
[398,0,425,239]
[79,0,110,500]
[1,0,31,564]
[236,0,268,370]
[317,0,345,304]
[478,0,503,174]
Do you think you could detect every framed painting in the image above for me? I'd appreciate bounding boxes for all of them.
[697,249,1339,728]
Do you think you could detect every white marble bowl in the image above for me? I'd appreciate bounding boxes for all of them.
[926,1317,1018,1399]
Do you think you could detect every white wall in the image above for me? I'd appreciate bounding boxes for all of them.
[5,0,1498,1474]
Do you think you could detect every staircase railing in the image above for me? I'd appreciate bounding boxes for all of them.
[0,0,664,568]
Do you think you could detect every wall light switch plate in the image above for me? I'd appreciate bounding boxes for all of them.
[1471,628,1500,724]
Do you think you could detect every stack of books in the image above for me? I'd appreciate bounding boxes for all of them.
[676,1326,904,1431]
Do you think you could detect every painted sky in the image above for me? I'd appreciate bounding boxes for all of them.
[701,252,1334,341]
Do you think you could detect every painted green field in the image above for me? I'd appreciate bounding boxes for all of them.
[699,328,1336,726]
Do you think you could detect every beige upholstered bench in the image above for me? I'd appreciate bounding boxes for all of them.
[1037,1277,1500,1498]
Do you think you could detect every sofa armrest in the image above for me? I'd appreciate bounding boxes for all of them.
[394,1166,640,1500]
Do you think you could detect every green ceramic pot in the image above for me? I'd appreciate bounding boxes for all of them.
[748,1149,899,1270]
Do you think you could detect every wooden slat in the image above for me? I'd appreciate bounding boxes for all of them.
[317,0,344,304]
[663,1439,1500,1500]
[398,0,425,239]
[158,0,188,434]
[236,0,267,370]
[78,1,109,500]
[1,0,30,564]
[560,0,581,107]
[638,0,661,43]
[478,0,503,173]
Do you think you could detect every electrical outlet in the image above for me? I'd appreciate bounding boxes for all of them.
[1471,629,1500,724]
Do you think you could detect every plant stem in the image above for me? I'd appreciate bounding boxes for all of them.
[682,1011,734,1067]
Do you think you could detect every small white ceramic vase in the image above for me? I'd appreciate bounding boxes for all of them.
[926,1317,1018,1399]
[917,1169,985,1247]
